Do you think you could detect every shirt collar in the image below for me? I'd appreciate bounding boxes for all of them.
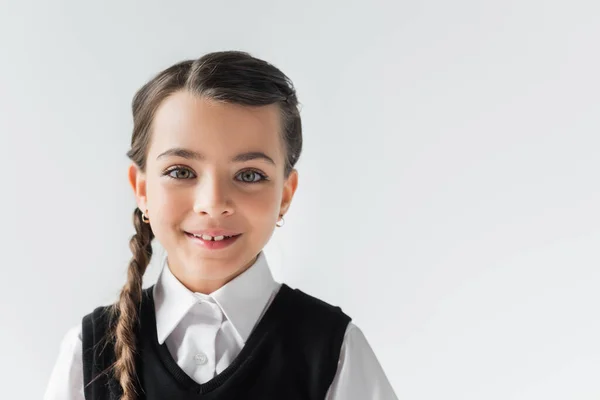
[152,250,278,345]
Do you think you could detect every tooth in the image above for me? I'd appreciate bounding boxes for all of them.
[190,233,233,241]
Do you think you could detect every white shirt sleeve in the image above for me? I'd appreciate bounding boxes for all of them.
[43,324,85,400]
[326,322,399,400]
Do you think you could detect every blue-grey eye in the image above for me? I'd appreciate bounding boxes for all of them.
[238,170,267,183]
[166,167,194,180]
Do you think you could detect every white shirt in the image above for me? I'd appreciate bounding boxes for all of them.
[43,251,398,399]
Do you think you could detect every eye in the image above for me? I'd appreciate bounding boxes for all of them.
[163,167,268,184]
[236,169,268,184]
[164,167,195,180]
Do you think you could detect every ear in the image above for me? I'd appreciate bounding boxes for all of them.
[279,169,299,216]
[128,163,148,212]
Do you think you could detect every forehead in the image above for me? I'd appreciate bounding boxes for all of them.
[148,90,283,162]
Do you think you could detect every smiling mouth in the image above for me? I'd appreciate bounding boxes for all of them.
[184,232,242,241]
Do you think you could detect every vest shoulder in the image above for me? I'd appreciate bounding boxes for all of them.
[81,304,115,338]
[81,286,154,331]
[284,284,352,323]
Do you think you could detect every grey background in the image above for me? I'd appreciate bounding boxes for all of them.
[1,0,598,398]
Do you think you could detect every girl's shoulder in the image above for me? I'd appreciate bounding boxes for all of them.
[279,283,353,322]
[82,286,154,332]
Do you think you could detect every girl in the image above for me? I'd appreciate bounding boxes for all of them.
[44,50,398,400]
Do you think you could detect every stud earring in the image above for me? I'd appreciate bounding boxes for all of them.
[141,208,150,223]
[276,215,285,228]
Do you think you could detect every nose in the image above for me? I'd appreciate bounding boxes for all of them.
[192,174,234,217]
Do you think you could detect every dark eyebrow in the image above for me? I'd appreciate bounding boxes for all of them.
[156,147,276,165]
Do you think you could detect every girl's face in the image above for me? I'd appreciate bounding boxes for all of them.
[128,90,298,294]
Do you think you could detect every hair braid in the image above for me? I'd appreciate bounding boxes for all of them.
[107,207,154,399]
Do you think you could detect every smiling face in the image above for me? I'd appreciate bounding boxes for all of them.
[128,90,298,294]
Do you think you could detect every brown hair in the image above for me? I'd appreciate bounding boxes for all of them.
[99,51,302,399]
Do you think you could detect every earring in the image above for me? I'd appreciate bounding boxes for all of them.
[276,215,285,228]
[141,208,150,223]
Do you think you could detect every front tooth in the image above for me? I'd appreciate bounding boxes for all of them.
[192,233,229,241]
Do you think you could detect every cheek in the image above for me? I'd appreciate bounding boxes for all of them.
[239,191,279,221]
[151,188,190,224]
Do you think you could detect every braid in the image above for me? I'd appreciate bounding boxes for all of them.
[107,207,155,399]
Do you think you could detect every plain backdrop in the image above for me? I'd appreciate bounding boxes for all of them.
[1,0,599,398]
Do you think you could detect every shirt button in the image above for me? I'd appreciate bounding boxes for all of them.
[194,352,208,365]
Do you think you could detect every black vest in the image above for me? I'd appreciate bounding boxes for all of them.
[82,283,351,399]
